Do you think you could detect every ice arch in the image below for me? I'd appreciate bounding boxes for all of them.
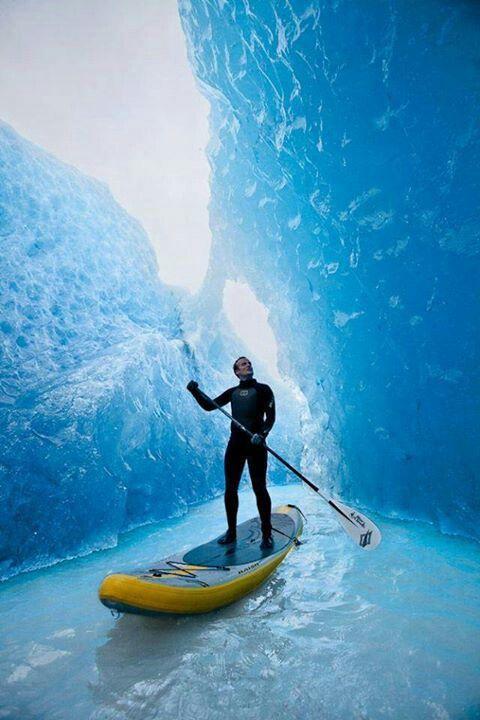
[179,0,480,539]
[223,280,280,378]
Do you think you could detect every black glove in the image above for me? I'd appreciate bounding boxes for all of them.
[187,380,199,393]
[251,433,265,446]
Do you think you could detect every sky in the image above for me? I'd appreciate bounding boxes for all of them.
[0,0,211,292]
[223,280,281,381]
[0,0,280,368]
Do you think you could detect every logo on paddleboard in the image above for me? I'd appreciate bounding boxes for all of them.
[359,530,372,547]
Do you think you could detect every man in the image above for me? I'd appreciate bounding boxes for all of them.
[187,357,275,549]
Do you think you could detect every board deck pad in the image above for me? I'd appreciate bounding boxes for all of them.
[183,512,296,566]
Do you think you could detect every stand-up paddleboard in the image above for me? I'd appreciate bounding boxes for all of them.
[99,504,303,616]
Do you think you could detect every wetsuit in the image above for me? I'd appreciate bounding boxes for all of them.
[188,378,275,536]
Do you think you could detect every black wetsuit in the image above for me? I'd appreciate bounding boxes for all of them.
[189,378,275,536]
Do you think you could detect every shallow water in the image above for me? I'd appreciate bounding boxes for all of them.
[1,484,479,720]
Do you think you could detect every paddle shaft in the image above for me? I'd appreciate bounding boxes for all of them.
[206,393,332,505]
[197,387,382,548]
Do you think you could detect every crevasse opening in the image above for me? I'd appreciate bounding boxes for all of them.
[222,277,317,482]
[222,279,280,379]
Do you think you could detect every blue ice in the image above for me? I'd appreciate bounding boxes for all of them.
[179,0,480,540]
[0,122,300,579]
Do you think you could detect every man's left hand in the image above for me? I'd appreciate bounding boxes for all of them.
[251,433,265,446]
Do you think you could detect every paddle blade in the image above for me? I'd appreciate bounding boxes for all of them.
[328,499,382,550]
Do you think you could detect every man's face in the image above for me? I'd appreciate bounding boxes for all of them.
[235,357,253,379]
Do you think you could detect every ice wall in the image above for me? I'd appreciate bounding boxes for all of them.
[2,0,479,580]
[0,122,213,578]
[178,0,480,538]
[0,122,302,579]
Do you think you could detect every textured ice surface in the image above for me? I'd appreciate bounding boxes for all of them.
[0,124,302,579]
[2,0,480,580]
[0,486,479,720]
[0,122,211,578]
[178,0,480,538]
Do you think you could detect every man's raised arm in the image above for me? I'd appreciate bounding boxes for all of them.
[187,381,232,411]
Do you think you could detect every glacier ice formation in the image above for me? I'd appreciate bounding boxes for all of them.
[0,123,299,579]
[178,0,480,539]
[1,0,480,579]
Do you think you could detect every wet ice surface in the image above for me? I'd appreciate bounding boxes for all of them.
[0,484,479,720]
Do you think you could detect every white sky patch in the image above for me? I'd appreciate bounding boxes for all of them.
[0,0,211,293]
[223,280,281,381]
[222,281,310,438]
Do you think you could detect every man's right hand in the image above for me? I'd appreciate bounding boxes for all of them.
[187,380,199,392]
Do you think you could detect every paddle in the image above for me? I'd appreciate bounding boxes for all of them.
[200,388,382,550]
